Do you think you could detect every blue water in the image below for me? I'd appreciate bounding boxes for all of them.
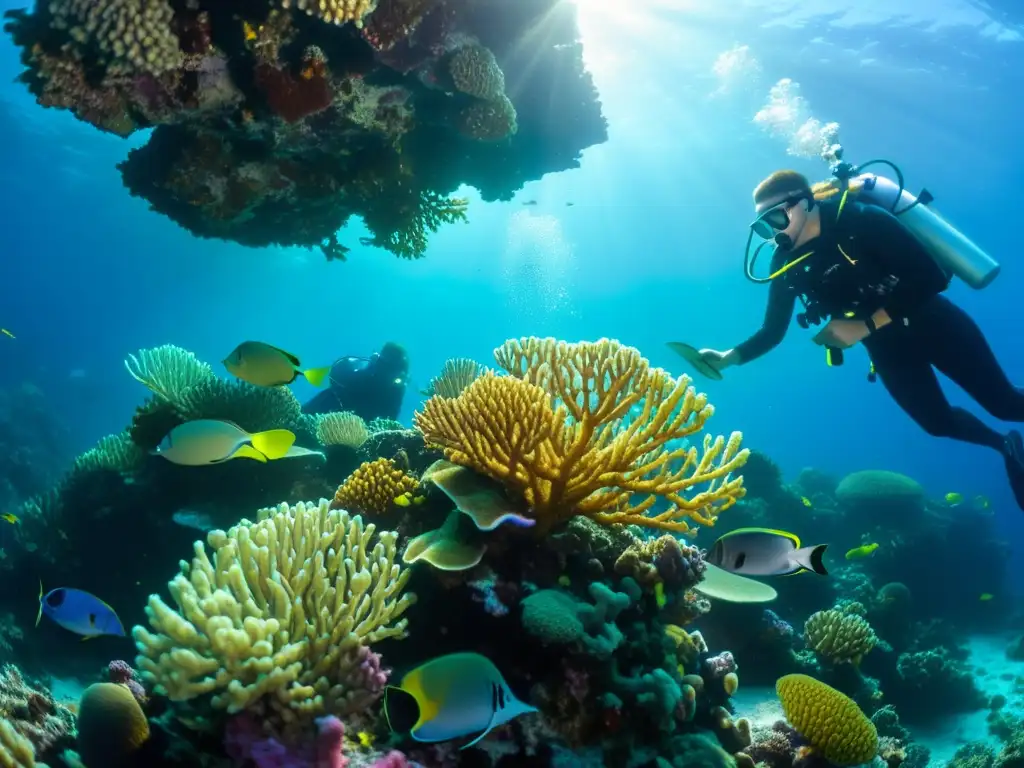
[1,1,1022,570]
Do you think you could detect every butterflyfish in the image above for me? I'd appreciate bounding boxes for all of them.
[37,582,125,638]
[223,341,330,388]
[153,419,295,466]
[384,652,537,748]
[845,543,879,560]
[707,528,828,577]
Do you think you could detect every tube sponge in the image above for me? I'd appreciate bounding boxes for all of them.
[132,499,415,735]
[776,674,878,766]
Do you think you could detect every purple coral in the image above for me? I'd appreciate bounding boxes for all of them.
[107,659,147,703]
[705,651,737,678]
[225,714,410,768]
[761,610,796,647]
[340,645,390,713]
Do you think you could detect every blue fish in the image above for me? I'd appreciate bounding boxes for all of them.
[37,582,125,639]
[384,652,537,748]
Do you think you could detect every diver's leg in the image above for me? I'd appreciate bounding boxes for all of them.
[923,297,1024,422]
[920,296,1024,509]
[873,356,1004,449]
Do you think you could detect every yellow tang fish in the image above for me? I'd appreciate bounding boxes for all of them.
[845,543,879,560]
[801,496,812,508]
[223,341,330,388]
[945,492,964,506]
[153,419,295,466]
[0,513,19,524]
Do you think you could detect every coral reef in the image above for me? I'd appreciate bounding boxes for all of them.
[4,0,607,258]
[414,337,749,534]
[776,674,878,766]
[132,499,414,739]
[332,456,420,515]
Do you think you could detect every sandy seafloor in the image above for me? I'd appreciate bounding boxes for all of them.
[44,634,1024,767]
[732,634,1024,768]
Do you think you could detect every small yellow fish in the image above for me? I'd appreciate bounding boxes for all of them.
[1,328,13,339]
[243,21,257,41]
[945,492,964,506]
[972,495,991,510]
[654,581,667,609]
[801,496,812,508]
[393,493,412,507]
[980,593,994,602]
[0,513,19,524]
[845,543,879,560]
[356,731,374,748]
[412,495,426,505]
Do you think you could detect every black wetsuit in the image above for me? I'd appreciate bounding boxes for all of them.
[303,358,407,422]
[735,199,1024,507]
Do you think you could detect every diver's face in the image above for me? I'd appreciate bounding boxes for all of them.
[753,193,808,248]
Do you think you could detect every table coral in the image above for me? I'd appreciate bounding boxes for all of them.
[132,499,414,738]
[413,337,749,535]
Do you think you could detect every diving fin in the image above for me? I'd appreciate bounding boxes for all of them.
[666,342,724,381]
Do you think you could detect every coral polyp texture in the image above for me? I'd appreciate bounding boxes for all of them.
[132,499,414,737]
[3,0,606,259]
[413,337,750,534]
[776,674,878,766]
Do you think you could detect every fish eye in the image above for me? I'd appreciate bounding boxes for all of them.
[46,589,66,608]
[734,552,746,570]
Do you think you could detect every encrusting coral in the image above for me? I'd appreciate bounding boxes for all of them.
[804,605,878,666]
[132,499,415,738]
[331,457,419,516]
[413,337,749,535]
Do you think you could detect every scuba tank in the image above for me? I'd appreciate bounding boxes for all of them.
[817,145,1000,289]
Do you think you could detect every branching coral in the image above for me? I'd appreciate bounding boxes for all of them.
[124,345,214,406]
[331,458,419,515]
[361,190,469,259]
[314,411,369,448]
[413,337,749,535]
[804,606,877,666]
[132,499,414,737]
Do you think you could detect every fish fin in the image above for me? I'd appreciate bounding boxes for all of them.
[302,366,331,387]
[229,444,269,463]
[721,527,802,548]
[460,708,499,750]
[793,544,829,576]
[248,429,296,460]
[273,346,302,367]
[36,580,43,627]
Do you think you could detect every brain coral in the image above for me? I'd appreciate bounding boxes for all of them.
[448,44,506,101]
[835,470,924,505]
[776,674,878,766]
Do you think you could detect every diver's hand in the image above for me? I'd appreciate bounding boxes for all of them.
[812,319,870,349]
[698,348,739,372]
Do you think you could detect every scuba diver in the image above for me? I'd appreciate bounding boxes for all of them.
[302,341,410,423]
[689,166,1024,511]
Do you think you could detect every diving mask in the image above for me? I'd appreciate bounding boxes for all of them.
[749,194,808,240]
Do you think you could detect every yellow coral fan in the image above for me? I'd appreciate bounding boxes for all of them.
[413,337,748,535]
[804,607,877,665]
[314,411,369,448]
[332,458,420,515]
[776,674,878,766]
[132,499,414,733]
[0,718,39,767]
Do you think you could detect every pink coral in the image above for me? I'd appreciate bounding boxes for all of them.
[107,659,147,703]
